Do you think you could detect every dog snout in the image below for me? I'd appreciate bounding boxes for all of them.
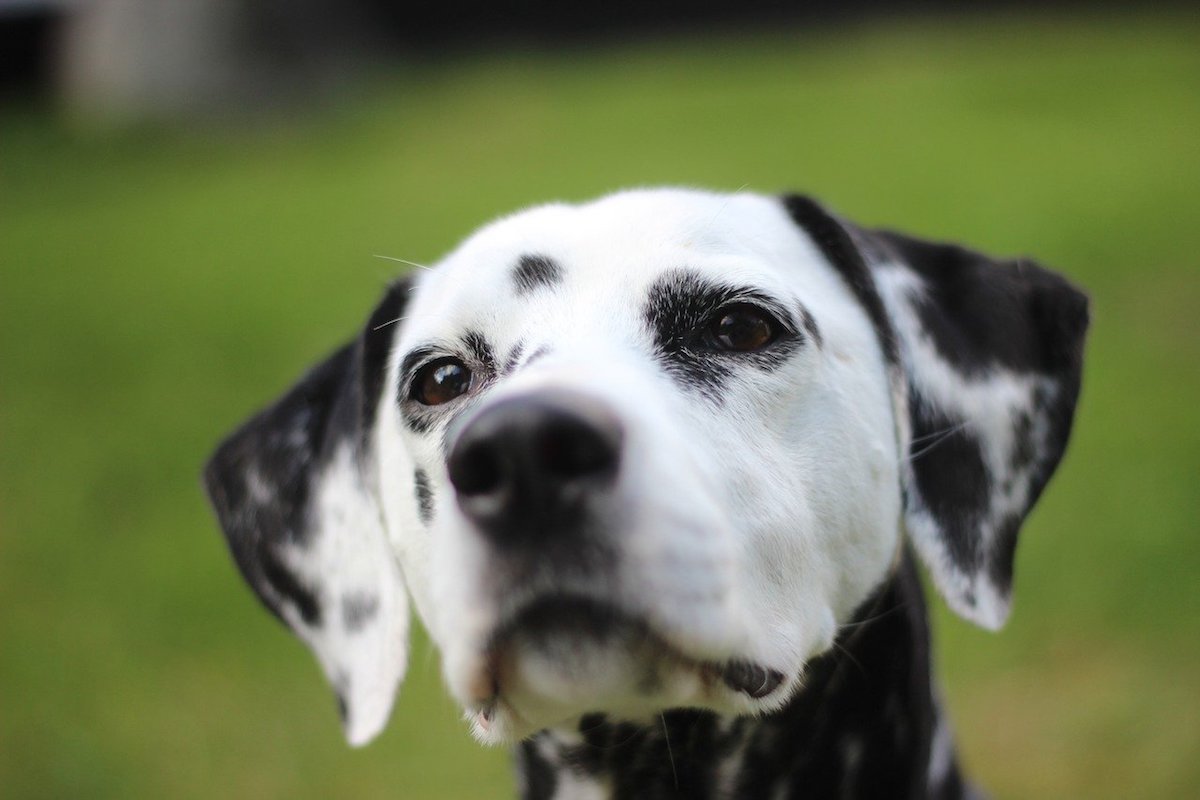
[447,391,624,543]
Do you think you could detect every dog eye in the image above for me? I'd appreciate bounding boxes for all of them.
[707,304,779,352]
[413,357,473,406]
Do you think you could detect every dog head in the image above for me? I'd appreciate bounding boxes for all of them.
[204,189,1087,746]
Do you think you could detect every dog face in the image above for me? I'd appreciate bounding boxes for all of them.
[204,189,1087,747]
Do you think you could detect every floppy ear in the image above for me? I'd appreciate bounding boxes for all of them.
[783,196,1088,630]
[203,279,413,745]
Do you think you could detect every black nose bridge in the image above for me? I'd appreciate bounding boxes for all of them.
[446,391,623,544]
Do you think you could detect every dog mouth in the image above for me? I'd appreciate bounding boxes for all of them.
[467,594,785,734]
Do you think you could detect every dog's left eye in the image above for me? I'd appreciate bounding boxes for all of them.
[412,357,473,406]
[707,304,779,352]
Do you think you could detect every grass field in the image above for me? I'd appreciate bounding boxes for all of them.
[2,11,1198,798]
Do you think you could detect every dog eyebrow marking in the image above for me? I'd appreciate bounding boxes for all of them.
[799,304,823,348]
[414,468,434,524]
[341,592,380,632]
[524,345,552,369]
[512,254,563,295]
[463,330,497,373]
[503,341,526,375]
[642,269,803,400]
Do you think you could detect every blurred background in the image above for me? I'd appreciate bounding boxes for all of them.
[2,1,1197,797]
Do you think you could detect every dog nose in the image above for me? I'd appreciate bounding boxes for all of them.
[447,392,623,542]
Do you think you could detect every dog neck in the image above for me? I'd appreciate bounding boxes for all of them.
[514,550,975,799]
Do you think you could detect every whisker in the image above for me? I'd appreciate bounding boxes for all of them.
[706,183,752,228]
[577,716,611,737]
[909,421,969,446]
[838,602,906,632]
[372,315,408,331]
[373,254,433,271]
[661,714,679,791]
[907,422,970,463]
[831,640,867,680]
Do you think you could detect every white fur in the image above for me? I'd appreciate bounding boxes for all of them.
[279,444,409,746]
[373,189,903,742]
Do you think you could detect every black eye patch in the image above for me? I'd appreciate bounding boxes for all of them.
[642,269,807,399]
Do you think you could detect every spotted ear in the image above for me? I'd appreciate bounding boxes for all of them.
[872,228,1090,629]
[783,196,1088,630]
[203,279,412,746]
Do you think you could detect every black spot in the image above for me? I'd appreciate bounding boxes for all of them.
[341,592,380,632]
[512,254,564,295]
[987,513,1023,597]
[414,468,434,523]
[518,739,559,800]
[781,194,899,366]
[874,230,1089,377]
[259,542,321,626]
[1010,411,1037,477]
[335,692,348,724]
[564,714,612,776]
[641,269,803,400]
[908,392,990,574]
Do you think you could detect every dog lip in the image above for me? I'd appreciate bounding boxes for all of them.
[485,593,636,653]
[476,592,785,704]
[720,660,786,698]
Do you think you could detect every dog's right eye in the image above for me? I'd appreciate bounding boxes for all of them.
[412,358,473,406]
[706,304,780,353]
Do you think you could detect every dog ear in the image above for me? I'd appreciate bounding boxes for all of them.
[783,196,1088,630]
[203,279,413,746]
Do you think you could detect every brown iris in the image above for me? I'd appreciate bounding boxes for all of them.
[708,304,778,352]
[413,357,472,406]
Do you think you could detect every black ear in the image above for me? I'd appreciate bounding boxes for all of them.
[203,279,413,745]
[783,196,1089,629]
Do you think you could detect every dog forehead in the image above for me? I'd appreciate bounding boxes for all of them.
[404,189,835,339]
[456,189,800,272]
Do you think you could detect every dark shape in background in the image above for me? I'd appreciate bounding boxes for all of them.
[3,0,1175,118]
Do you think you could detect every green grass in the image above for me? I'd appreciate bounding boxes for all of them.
[3,11,1198,798]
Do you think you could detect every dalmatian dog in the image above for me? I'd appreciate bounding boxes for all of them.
[204,189,1088,799]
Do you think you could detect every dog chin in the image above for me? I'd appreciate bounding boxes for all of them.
[452,595,793,744]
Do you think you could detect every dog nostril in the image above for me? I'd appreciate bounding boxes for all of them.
[449,442,504,497]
